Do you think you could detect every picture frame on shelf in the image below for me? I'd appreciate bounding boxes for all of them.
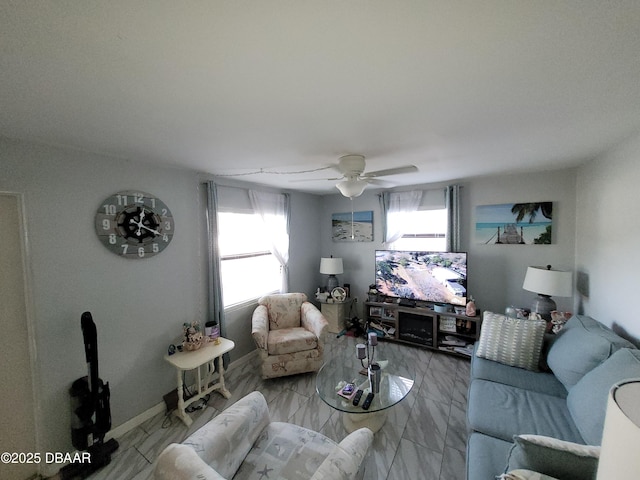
[382,308,396,321]
[369,306,382,317]
[439,316,457,333]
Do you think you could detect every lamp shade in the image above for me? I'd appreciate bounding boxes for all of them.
[522,266,573,297]
[597,379,640,478]
[320,257,343,275]
[336,179,367,198]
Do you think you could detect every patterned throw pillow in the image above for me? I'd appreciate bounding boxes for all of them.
[476,312,547,371]
[505,435,599,480]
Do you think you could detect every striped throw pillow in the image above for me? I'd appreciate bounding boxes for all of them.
[476,312,547,371]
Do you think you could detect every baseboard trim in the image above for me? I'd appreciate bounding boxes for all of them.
[47,348,258,477]
[106,350,257,440]
[106,401,166,441]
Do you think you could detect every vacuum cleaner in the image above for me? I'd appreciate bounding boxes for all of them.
[61,312,119,479]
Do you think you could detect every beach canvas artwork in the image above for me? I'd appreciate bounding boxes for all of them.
[475,202,553,245]
[332,211,373,242]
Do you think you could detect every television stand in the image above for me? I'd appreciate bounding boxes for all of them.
[364,301,482,359]
[398,298,416,308]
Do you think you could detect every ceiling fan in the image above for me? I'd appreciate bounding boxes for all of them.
[317,155,418,197]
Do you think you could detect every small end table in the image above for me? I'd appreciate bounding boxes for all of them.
[320,299,353,334]
[164,337,235,426]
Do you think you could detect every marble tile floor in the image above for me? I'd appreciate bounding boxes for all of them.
[81,335,470,480]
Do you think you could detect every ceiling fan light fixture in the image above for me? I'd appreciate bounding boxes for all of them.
[336,178,367,198]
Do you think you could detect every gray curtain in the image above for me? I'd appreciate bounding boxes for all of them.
[445,184,461,252]
[205,181,229,368]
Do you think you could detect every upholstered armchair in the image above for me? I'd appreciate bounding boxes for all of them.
[251,293,328,379]
[154,391,373,480]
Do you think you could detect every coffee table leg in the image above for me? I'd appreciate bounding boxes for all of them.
[343,410,388,433]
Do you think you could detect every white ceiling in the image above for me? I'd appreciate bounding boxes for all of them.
[1,1,639,194]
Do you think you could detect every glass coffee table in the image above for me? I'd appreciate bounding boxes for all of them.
[316,343,414,433]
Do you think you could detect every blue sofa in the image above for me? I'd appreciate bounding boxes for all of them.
[466,315,640,480]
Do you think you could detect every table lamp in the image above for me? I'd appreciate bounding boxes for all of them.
[597,379,640,478]
[522,265,572,320]
[320,257,343,291]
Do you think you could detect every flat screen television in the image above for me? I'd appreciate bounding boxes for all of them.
[375,250,467,306]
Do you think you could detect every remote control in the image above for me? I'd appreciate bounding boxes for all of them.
[362,392,374,410]
[352,389,364,406]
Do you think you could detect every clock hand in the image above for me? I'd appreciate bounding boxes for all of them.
[130,217,144,236]
[140,224,161,236]
[129,208,159,236]
[137,208,146,236]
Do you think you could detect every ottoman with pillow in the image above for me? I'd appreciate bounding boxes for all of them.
[466,313,639,480]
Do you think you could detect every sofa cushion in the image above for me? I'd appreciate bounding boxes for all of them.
[259,293,307,330]
[181,391,270,478]
[546,315,635,389]
[268,327,318,355]
[234,421,339,480]
[471,344,567,398]
[467,379,585,443]
[467,432,513,480]
[476,312,547,371]
[154,444,226,480]
[505,434,599,480]
[566,348,640,445]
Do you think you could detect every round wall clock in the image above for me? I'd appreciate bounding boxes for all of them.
[95,190,174,259]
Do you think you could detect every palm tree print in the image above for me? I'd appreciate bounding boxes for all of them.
[511,202,552,223]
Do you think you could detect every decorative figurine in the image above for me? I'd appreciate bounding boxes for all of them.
[466,296,477,317]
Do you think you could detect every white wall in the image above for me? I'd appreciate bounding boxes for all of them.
[0,138,204,454]
[319,168,577,318]
[0,138,323,457]
[575,132,640,344]
[466,169,577,315]
[318,192,385,315]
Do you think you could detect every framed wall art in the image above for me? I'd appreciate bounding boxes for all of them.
[475,202,553,245]
[332,210,373,242]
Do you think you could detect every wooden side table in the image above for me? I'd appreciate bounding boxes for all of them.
[320,299,352,334]
[164,337,235,426]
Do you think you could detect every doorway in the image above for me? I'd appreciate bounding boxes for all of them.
[0,193,38,480]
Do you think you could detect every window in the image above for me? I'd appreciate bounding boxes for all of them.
[218,212,281,307]
[388,208,448,251]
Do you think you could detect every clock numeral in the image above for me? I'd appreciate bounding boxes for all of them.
[164,221,172,231]
[162,234,169,242]
[121,244,129,255]
[161,208,167,215]
[109,234,117,245]
[150,198,156,208]
[103,204,116,215]
[102,219,111,230]
[134,193,144,203]
[116,195,128,206]
[152,243,159,253]
[138,247,145,258]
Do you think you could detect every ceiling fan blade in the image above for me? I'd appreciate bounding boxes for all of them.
[363,178,388,186]
[289,176,343,183]
[362,165,418,178]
